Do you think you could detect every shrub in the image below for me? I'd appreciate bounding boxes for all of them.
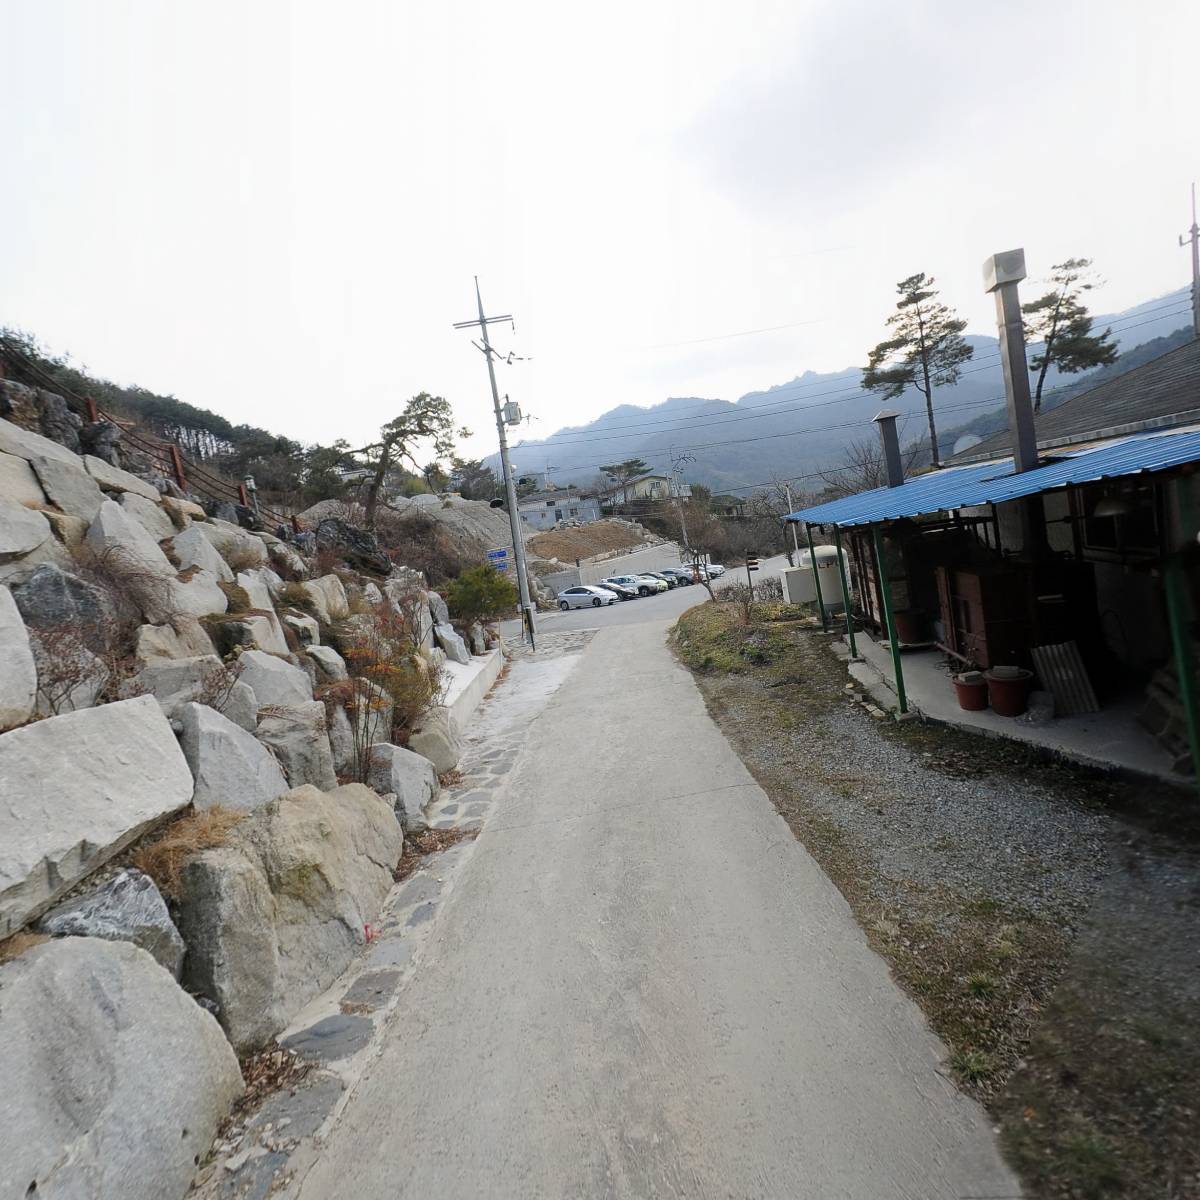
[445,565,518,624]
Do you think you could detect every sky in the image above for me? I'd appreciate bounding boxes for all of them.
[2,0,1198,467]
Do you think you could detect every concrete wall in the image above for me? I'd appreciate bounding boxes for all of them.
[579,541,682,584]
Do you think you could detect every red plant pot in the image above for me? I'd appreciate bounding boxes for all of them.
[953,675,989,711]
[984,668,1034,717]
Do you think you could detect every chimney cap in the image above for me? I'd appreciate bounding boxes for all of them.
[983,248,1027,293]
[872,408,900,423]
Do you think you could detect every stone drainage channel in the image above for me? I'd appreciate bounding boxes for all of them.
[194,630,596,1200]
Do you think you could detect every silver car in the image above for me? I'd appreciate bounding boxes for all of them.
[557,585,618,610]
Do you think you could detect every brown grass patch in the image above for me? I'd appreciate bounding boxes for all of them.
[130,806,246,899]
[393,827,478,883]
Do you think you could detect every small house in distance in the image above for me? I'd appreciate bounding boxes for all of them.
[517,487,602,530]
[598,473,691,511]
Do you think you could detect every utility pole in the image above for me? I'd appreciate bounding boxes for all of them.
[669,447,694,558]
[453,279,537,648]
[783,482,801,562]
[1181,183,1200,339]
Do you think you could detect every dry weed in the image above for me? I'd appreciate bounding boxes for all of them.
[130,806,246,900]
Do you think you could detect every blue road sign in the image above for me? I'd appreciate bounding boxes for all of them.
[487,548,508,560]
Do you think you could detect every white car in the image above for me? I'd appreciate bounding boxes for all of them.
[705,563,727,577]
[602,574,657,597]
[557,584,618,610]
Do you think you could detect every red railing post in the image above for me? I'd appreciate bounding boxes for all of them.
[85,396,99,423]
[169,445,188,491]
[238,483,250,507]
[291,515,301,534]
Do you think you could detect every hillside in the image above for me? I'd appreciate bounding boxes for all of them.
[498,287,1193,492]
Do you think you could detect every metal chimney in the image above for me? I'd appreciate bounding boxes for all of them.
[983,248,1038,474]
[873,409,905,488]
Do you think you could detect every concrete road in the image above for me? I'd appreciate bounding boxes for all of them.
[298,594,1018,1199]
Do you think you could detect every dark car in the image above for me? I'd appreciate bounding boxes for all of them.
[594,581,637,601]
[660,568,693,586]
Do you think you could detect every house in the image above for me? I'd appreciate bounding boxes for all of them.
[710,493,747,519]
[598,473,692,508]
[788,335,1200,782]
[517,488,603,530]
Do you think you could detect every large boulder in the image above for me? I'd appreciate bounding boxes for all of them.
[131,655,257,730]
[0,586,37,731]
[170,525,234,582]
[434,622,471,665]
[256,701,337,790]
[84,498,174,580]
[29,630,109,716]
[427,589,450,626]
[0,382,40,430]
[0,415,80,465]
[203,612,290,658]
[282,611,320,645]
[38,391,83,452]
[172,567,229,618]
[0,696,194,936]
[298,573,350,624]
[82,453,160,501]
[327,701,356,777]
[118,491,177,541]
[235,568,288,653]
[133,615,217,665]
[0,494,52,558]
[178,702,291,810]
[79,418,122,465]
[29,454,105,522]
[0,938,243,1200]
[0,450,46,507]
[36,869,185,978]
[177,784,404,1050]
[407,705,463,774]
[368,743,440,832]
[237,649,313,708]
[315,516,392,575]
[11,562,111,631]
[305,644,348,682]
[193,518,268,567]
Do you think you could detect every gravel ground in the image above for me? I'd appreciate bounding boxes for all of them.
[673,603,1200,1199]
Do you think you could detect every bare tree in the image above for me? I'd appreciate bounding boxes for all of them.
[817,436,922,499]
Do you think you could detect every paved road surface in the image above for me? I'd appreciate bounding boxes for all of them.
[299,589,1018,1199]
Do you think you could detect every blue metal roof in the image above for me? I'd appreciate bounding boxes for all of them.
[790,428,1200,528]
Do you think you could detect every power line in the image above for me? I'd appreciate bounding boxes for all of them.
[514,303,1191,449]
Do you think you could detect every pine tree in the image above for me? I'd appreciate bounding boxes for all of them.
[862,273,973,467]
[1022,258,1117,411]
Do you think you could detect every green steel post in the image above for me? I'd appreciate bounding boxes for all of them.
[805,523,829,630]
[833,525,858,658]
[871,525,908,714]
[1164,559,1200,793]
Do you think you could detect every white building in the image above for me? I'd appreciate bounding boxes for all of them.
[517,488,603,530]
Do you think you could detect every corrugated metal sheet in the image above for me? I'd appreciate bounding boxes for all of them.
[791,429,1200,528]
[788,459,1013,528]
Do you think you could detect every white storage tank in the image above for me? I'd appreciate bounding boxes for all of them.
[782,545,850,612]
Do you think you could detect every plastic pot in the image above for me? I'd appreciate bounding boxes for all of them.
[952,672,989,711]
[891,608,924,645]
[984,667,1034,717]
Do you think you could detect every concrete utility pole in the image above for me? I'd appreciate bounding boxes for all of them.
[669,447,695,555]
[1181,183,1200,339]
[783,482,801,560]
[453,279,537,647]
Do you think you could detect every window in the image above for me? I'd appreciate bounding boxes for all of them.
[569,507,578,516]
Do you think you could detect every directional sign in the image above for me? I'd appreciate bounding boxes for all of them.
[746,554,760,571]
[487,548,508,560]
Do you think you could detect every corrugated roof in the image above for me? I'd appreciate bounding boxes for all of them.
[789,459,1014,527]
[791,428,1200,528]
[952,336,1200,463]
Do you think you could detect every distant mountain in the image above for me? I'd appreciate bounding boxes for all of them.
[497,287,1192,493]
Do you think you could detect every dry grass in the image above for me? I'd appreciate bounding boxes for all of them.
[393,827,478,883]
[130,806,246,900]
[526,519,647,562]
[0,931,50,965]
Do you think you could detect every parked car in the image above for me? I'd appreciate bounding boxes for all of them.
[641,571,677,589]
[660,567,693,586]
[705,563,727,577]
[594,581,637,601]
[603,573,657,597]
[634,574,669,593]
[557,584,617,610]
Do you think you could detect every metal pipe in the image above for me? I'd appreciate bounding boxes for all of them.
[871,525,908,715]
[804,523,828,630]
[832,525,858,658]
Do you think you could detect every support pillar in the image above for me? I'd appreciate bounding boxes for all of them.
[804,523,828,630]
[872,525,908,715]
[833,525,858,659]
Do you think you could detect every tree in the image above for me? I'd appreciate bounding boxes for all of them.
[356,393,465,529]
[599,458,651,504]
[817,434,923,499]
[449,457,500,501]
[1022,258,1118,411]
[862,273,973,467]
[446,565,519,624]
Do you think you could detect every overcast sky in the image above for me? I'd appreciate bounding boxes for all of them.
[3,0,1197,466]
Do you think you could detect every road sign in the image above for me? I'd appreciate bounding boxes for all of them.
[746,554,759,571]
[487,548,508,560]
